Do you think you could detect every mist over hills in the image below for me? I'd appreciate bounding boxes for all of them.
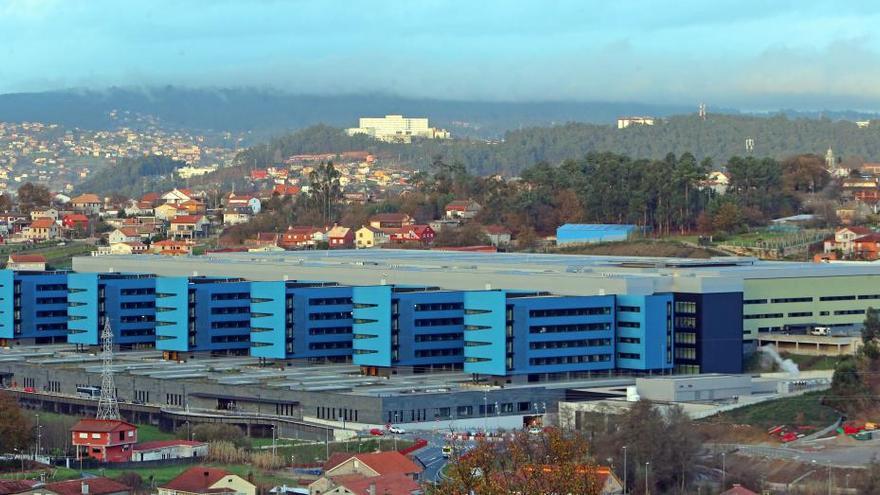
[0,86,698,137]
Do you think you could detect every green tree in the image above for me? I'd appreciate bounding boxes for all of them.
[308,161,342,225]
[16,182,52,214]
[0,392,32,453]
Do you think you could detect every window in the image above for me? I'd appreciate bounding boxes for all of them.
[675,348,697,359]
[618,321,641,328]
[91,433,101,439]
[618,352,640,360]
[674,317,696,329]
[529,307,611,317]
[675,332,696,344]
[771,297,813,304]
[618,306,641,313]
[528,323,611,334]
[457,406,473,416]
[835,309,866,316]
[819,295,856,301]
[743,299,767,305]
[674,301,696,314]
[617,337,641,344]
[787,312,813,318]
[743,313,784,320]
[79,433,88,439]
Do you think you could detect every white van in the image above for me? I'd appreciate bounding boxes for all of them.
[809,326,830,336]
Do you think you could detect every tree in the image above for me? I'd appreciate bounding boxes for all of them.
[857,459,880,495]
[308,161,342,225]
[0,392,32,452]
[115,472,143,492]
[433,223,491,247]
[432,428,602,495]
[189,423,247,448]
[16,182,51,214]
[862,307,880,344]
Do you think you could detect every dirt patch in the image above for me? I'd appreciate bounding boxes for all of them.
[727,454,862,486]
[553,240,724,258]
[695,422,771,444]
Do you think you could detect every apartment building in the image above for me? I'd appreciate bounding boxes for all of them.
[0,270,68,346]
[67,273,157,349]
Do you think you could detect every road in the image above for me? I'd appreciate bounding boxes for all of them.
[720,439,880,467]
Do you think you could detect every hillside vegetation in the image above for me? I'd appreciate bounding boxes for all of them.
[237,114,880,176]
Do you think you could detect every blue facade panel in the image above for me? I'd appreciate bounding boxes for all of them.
[68,273,156,348]
[352,285,392,367]
[250,281,286,359]
[673,292,744,374]
[556,224,636,245]
[0,270,68,344]
[462,291,507,376]
[156,276,251,354]
[294,284,352,359]
[393,290,464,368]
[615,294,674,371]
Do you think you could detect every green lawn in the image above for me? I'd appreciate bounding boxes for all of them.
[278,438,412,465]
[781,353,844,371]
[706,391,838,429]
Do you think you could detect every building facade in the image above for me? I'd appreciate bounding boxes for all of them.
[0,270,68,346]
[250,281,353,361]
[67,273,157,349]
[155,277,251,359]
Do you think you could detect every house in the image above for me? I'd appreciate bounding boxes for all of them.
[24,218,58,241]
[158,467,256,495]
[22,478,131,495]
[323,451,422,481]
[390,225,435,245]
[227,194,261,214]
[355,226,389,248]
[824,226,874,255]
[280,226,322,250]
[178,199,206,215]
[483,225,512,247]
[836,202,875,225]
[141,192,161,206]
[124,200,155,217]
[109,242,149,255]
[132,440,208,462]
[161,188,196,206]
[556,224,637,245]
[272,184,301,197]
[70,194,102,215]
[109,227,141,245]
[719,484,759,495]
[151,239,194,256]
[327,226,354,248]
[169,215,210,240]
[368,213,413,230]
[309,473,420,495]
[223,208,252,226]
[62,214,90,232]
[444,199,482,219]
[30,208,58,221]
[154,203,180,221]
[245,233,281,249]
[853,233,880,260]
[70,419,137,463]
[250,169,269,180]
[6,254,47,271]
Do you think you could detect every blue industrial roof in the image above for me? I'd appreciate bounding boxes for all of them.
[557,223,636,232]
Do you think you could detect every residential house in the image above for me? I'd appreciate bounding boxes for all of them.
[140,192,161,206]
[483,225,512,247]
[154,203,180,221]
[22,478,131,495]
[854,233,880,260]
[62,214,90,232]
[227,194,261,214]
[30,208,58,221]
[151,239,195,256]
[24,218,58,241]
[719,485,759,495]
[132,440,208,462]
[70,194,102,215]
[245,233,280,249]
[700,171,730,195]
[309,451,423,495]
[123,200,155,217]
[824,226,875,255]
[355,226,389,248]
[161,188,197,206]
[390,224,435,245]
[158,467,256,495]
[279,226,321,250]
[71,419,137,462]
[272,184,301,197]
[444,199,482,219]
[835,202,874,226]
[223,208,252,226]
[109,242,149,255]
[178,199,206,215]
[369,213,413,230]
[327,226,354,248]
[169,215,210,240]
[6,254,47,271]
[108,227,142,245]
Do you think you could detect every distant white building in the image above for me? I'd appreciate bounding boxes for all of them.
[347,115,451,143]
[617,116,655,129]
[176,164,218,179]
[133,440,207,462]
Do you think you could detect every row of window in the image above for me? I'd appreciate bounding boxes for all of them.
[414,348,463,358]
[528,338,611,350]
[413,302,464,312]
[529,354,612,366]
[529,323,611,334]
[529,307,612,317]
[414,317,463,327]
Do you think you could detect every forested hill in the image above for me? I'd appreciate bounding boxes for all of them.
[237,114,880,175]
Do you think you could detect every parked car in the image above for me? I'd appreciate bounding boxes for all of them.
[441,445,453,458]
[389,426,406,434]
[23,387,35,393]
[369,428,385,436]
[528,426,542,434]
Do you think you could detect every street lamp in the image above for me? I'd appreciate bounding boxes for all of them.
[645,461,650,495]
[622,446,627,495]
[721,452,726,490]
[482,396,488,433]
[271,425,277,458]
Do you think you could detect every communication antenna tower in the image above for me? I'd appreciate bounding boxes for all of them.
[745,137,755,153]
[96,319,120,420]
[699,103,707,120]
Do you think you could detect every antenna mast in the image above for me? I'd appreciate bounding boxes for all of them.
[96,319,120,420]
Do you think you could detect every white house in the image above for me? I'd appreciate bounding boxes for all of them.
[132,440,208,462]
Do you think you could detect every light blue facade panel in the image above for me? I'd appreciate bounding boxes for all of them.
[463,290,507,376]
[250,281,286,359]
[67,273,98,345]
[352,285,392,367]
[155,277,189,352]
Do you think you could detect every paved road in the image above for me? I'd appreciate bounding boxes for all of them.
[722,440,880,467]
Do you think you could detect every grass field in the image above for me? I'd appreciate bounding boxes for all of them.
[553,239,721,259]
[781,353,844,371]
[706,391,838,429]
[0,241,96,269]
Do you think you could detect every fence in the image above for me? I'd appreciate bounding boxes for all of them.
[52,455,200,471]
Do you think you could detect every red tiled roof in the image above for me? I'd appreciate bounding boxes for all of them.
[325,451,422,477]
[845,226,873,235]
[71,193,101,204]
[43,478,129,495]
[64,214,89,222]
[133,440,205,451]
[856,233,880,243]
[161,467,232,493]
[483,224,511,235]
[70,419,135,433]
[30,218,56,229]
[172,215,204,224]
[9,254,47,263]
[0,479,38,495]
[141,192,160,203]
[335,473,419,495]
[370,213,410,223]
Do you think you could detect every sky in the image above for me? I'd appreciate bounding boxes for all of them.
[3,0,880,109]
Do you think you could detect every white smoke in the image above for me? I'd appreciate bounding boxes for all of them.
[758,344,799,376]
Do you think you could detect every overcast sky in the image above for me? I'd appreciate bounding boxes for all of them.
[3,0,880,109]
